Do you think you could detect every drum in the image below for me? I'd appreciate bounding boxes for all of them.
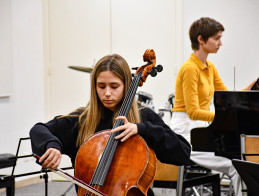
[136,91,154,110]
[168,93,175,108]
[158,93,175,118]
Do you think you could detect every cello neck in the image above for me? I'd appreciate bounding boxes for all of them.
[113,72,142,133]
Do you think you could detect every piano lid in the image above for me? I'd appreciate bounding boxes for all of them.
[191,91,259,159]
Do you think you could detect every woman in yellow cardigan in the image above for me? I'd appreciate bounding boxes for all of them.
[170,17,255,196]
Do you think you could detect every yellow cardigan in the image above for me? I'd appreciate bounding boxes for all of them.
[172,53,228,122]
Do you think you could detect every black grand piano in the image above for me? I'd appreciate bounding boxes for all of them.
[191,91,259,159]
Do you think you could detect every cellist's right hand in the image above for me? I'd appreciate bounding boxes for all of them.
[39,148,62,169]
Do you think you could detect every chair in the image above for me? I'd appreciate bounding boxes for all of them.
[153,160,178,187]
[152,160,221,196]
[0,153,16,196]
[240,134,259,163]
[232,159,259,196]
[239,134,259,195]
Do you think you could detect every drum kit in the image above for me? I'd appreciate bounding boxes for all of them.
[136,91,154,110]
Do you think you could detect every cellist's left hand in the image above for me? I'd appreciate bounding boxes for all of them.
[111,116,138,142]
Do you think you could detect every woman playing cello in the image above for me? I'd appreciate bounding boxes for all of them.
[30,52,191,195]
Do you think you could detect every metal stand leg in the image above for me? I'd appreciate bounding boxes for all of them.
[176,166,184,196]
[40,169,49,196]
[5,176,15,196]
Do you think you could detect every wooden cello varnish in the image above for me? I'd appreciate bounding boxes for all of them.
[75,131,156,195]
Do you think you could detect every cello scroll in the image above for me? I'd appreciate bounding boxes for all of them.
[134,49,163,86]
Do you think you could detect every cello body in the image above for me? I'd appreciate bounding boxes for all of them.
[74,49,162,195]
[75,130,157,196]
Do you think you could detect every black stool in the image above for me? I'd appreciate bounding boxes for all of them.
[0,153,16,196]
[183,160,220,195]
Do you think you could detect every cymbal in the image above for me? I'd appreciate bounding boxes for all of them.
[68,65,93,73]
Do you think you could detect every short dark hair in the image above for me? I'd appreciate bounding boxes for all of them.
[189,17,225,50]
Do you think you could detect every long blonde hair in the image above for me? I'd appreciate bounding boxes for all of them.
[72,54,141,147]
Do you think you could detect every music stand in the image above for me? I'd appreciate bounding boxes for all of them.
[232,159,259,196]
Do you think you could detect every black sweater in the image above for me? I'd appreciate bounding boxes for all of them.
[30,107,191,167]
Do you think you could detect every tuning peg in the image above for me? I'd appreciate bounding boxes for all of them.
[149,69,157,77]
[132,67,138,70]
[155,64,163,72]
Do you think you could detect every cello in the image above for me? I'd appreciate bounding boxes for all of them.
[75,49,163,196]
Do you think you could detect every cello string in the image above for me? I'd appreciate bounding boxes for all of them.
[96,73,141,185]
[98,82,137,184]
[92,74,140,186]
[92,75,138,186]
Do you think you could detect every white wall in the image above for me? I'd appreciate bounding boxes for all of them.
[111,0,180,112]
[183,0,259,90]
[44,0,111,118]
[0,0,44,173]
[45,0,181,125]
[0,0,13,97]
